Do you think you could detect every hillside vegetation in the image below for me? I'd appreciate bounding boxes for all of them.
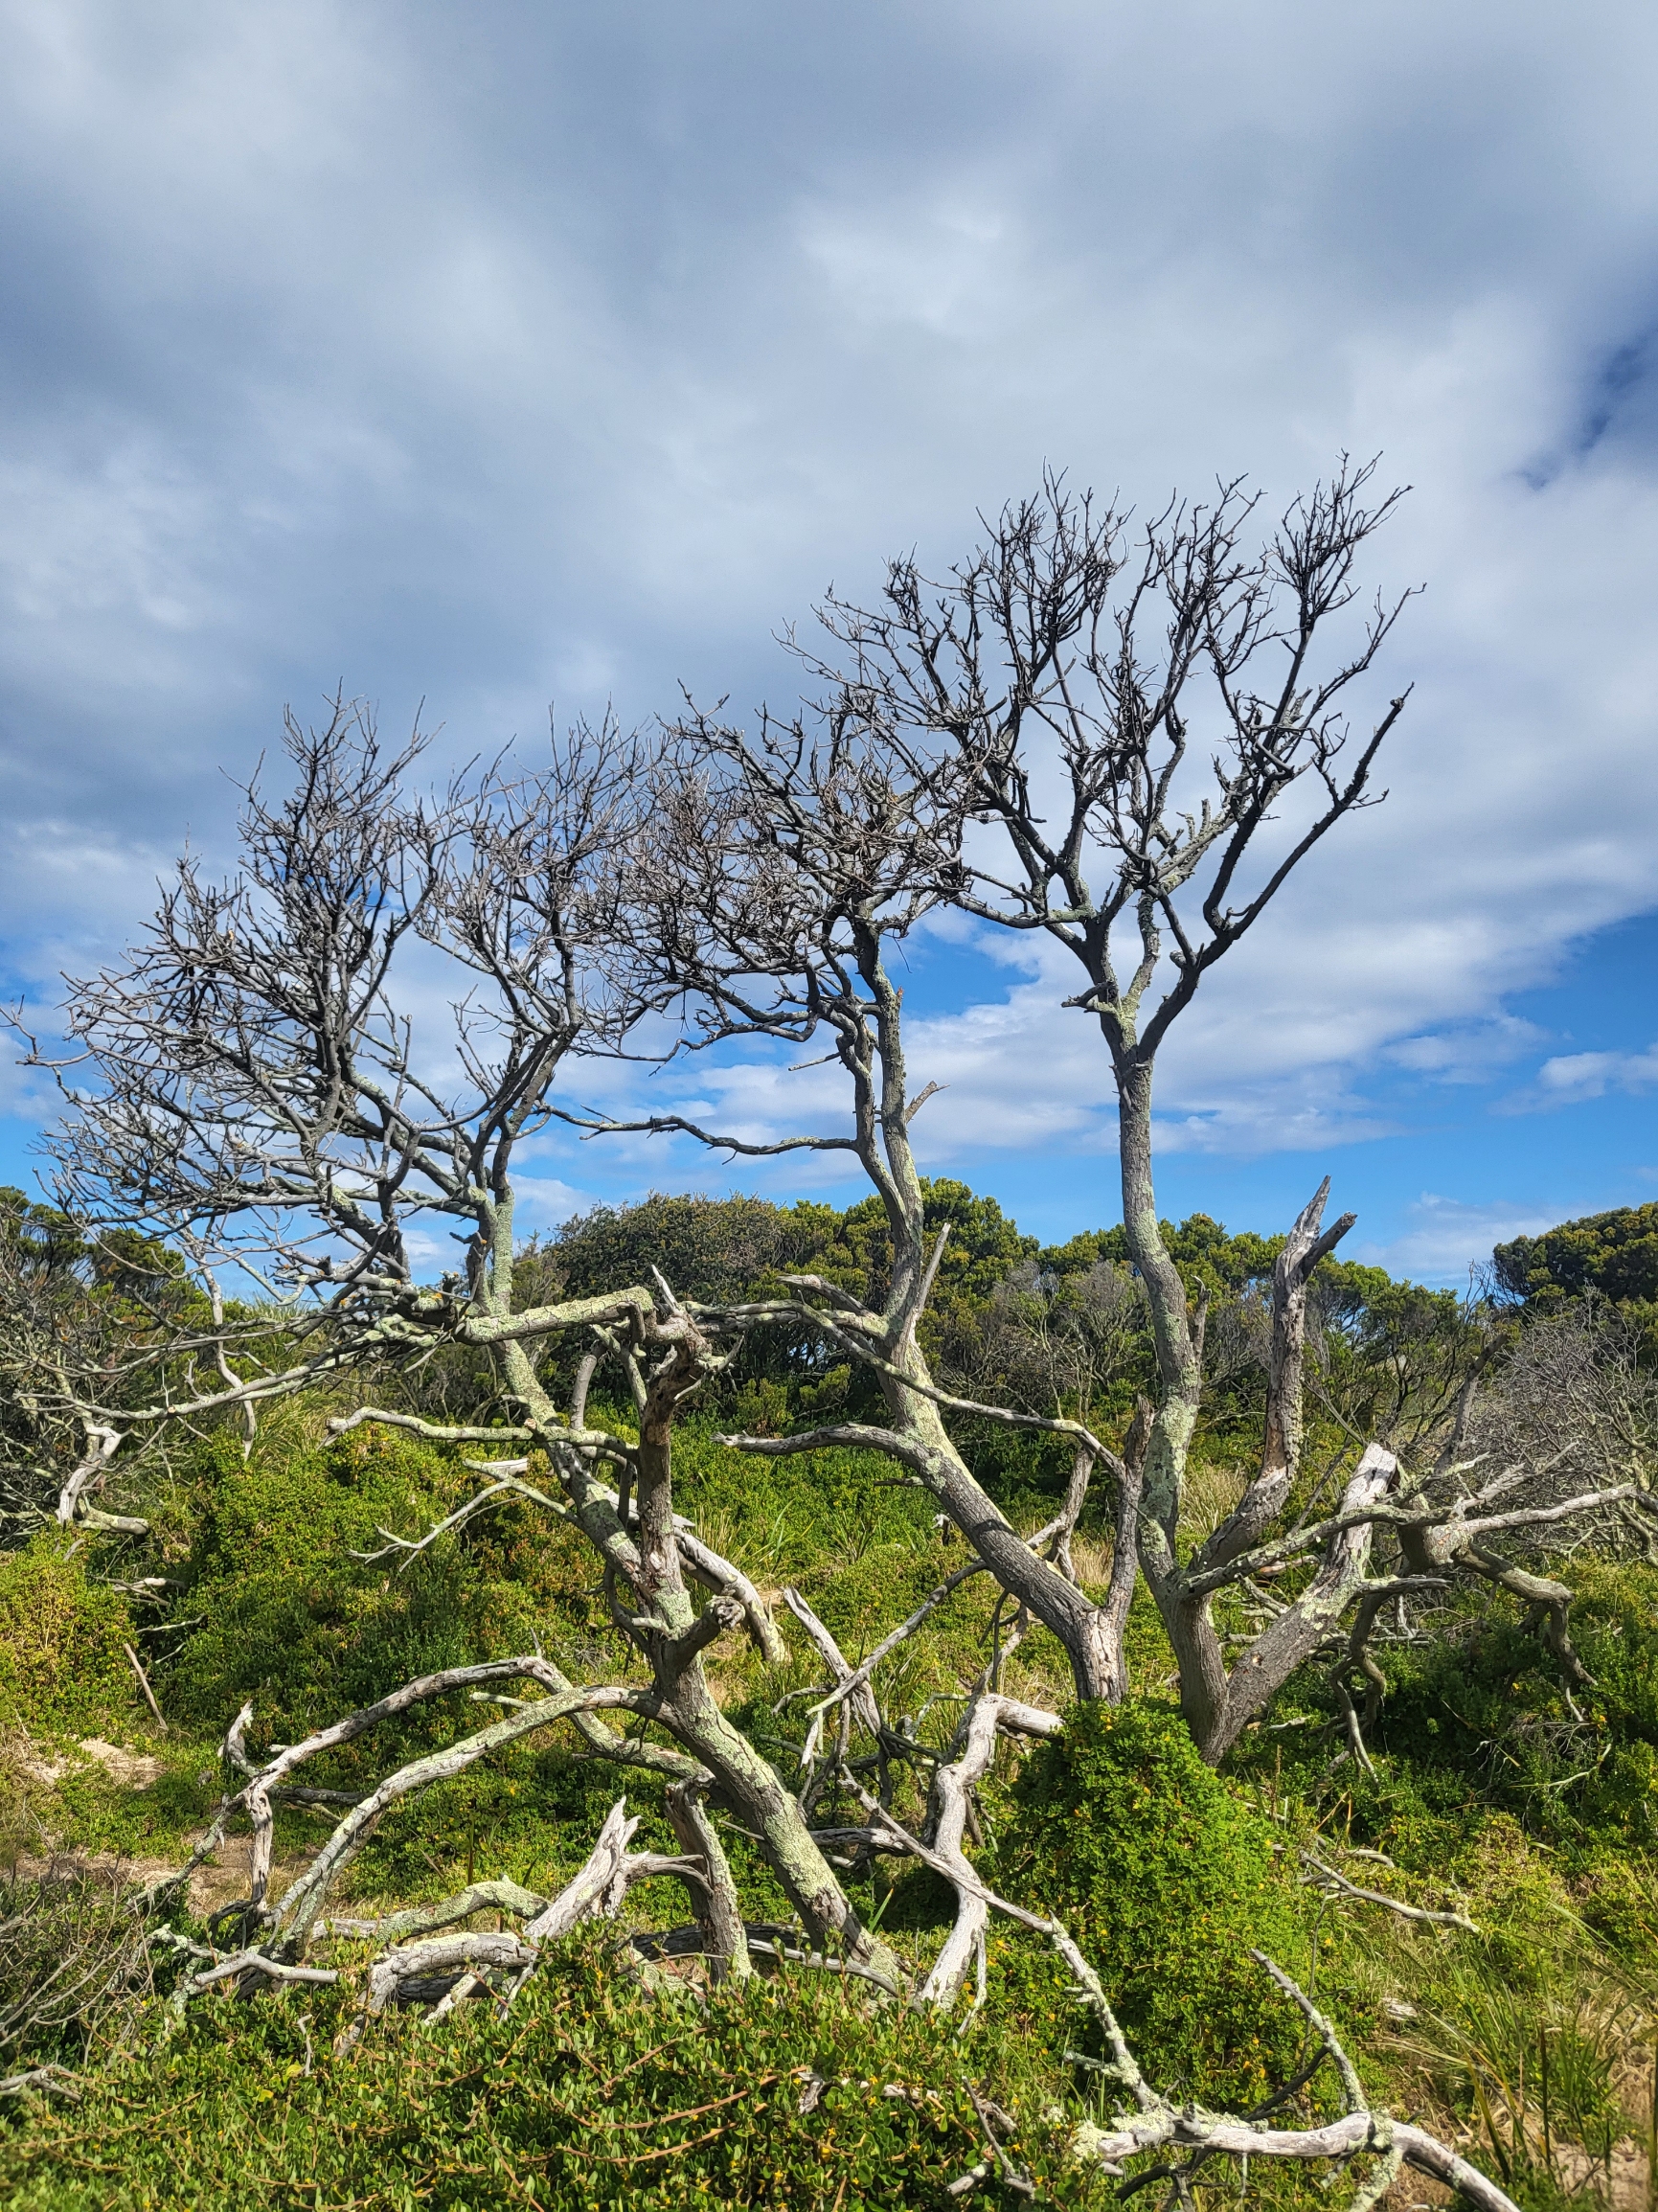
[3,491,1653,2209]
[0,1185,1653,2210]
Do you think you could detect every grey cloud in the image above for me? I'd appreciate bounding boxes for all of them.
[4,0,1658,1197]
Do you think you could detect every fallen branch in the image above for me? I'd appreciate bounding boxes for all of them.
[917,1691,1063,2008]
[367,1929,535,2017]
[1300,1851,1478,1931]
[743,1938,901,1996]
[121,1642,168,1734]
[844,1786,1516,2212]
[357,1799,712,2023]
[189,1949,341,1991]
[323,1877,551,1946]
[0,2065,82,2102]
[274,1689,651,1949]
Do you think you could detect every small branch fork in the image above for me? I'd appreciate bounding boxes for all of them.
[792,1557,991,1755]
[774,1547,1066,1835]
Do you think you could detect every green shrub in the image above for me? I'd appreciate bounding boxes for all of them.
[1313,1560,1658,1855]
[0,1540,137,1739]
[992,1699,1312,2108]
[670,1430,941,1588]
[0,1932,1100,2210]
[162,1428,600,1752]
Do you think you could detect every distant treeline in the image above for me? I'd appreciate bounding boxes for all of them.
[1494,1200,1658,1339]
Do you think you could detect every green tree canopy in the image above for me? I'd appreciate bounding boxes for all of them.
[1493,1203,1658,1311]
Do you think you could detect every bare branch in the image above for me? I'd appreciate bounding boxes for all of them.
[916,1690,1063,2006]
[1299,1853,1478,1932]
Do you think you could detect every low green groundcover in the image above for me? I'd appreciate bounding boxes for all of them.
[0,1935,1102,2212]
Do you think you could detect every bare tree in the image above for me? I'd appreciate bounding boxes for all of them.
[740,464,1650,1759]
[584,701,1141,1699]
[11,703,902,1989]
[0,1857,154,2091]
[5,700,1246,2049]
[0,667,1540,2212]
[0,1200,312,1538]
[1467,1298,1655,1507]
[1305,1271,1491,1465]
[943,1256,1147,1428]
[0,1198,131,1531]
[1374,1299,1658,1695]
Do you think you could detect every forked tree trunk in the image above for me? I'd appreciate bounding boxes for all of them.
[1113,1057,1374,1762]
[492,1328,904,1985]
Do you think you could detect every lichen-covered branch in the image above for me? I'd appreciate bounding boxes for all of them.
[915,1691,1063,2007]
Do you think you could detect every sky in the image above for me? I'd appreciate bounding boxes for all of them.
[2,0,1657,1283]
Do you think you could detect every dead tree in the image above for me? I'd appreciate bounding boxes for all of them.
[582,704,1138,1701]
[16,701,901,1990]
[0,1196,222,1536]
[0,687,1535,2212]
[781,465,1648,1759]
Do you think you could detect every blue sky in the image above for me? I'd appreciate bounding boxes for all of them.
[2,1,1657,1282]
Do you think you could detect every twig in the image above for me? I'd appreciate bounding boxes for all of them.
[1248,1950,1364,2111]
[743,1937,900,1996]
[0,2065,82,2102]
[121,1642,168,1734]
[1300,1852,1478,1931]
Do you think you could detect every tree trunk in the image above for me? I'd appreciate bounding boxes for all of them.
[500,1330,905,1986]
[878,1349,1127,1700]
[1114,1053,1229,1746]
[1194,1444,1397,1763]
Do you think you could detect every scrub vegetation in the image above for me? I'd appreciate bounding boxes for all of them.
[0,1183,1651,2209]
[0,471,1653,2207]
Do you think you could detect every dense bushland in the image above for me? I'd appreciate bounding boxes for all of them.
[0,1186,1653,2206]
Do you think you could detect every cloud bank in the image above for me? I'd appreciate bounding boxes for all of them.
[3,0,1657,1273]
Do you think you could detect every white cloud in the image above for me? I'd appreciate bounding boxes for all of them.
[1384,1017,1551,1084]
[508,1175,600,1227]
[1510,1042,1658,1108]
[1354,1194,1561,1284]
